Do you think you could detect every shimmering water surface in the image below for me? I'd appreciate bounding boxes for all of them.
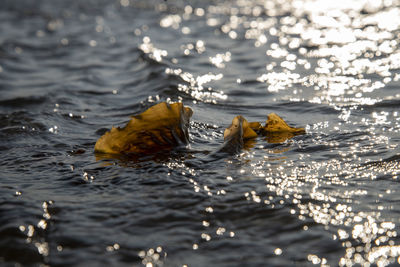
[1,0,400,266]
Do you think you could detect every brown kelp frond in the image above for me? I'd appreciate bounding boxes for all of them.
[217,115,258,154]
[224,116,258,141]
[259,113,305,143]
[94,102,192,155]
[242,119,259,139]
[248,121,262,132]
[262,113,305,134]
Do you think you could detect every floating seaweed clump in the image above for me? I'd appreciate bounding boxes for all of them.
[95,102,305,156]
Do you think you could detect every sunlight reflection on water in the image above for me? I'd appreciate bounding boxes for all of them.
[166,0,400,265]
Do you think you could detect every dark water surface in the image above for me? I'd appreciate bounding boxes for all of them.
[1,0,400,266]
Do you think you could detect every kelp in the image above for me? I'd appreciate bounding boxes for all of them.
[218,116,258,154]
[259,113,306,143]
[94,102,305,157]
[261,113,305,134]
[223,115,258,141]
[94,102,192,155]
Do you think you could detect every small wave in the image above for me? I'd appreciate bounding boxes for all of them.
[0,96,48,108]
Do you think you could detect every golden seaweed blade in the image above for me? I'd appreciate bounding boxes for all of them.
[218,115,258,154]
[224,116,258,141]
[94,102,193,154]
[261,113,305,143]
[248,121,262,132]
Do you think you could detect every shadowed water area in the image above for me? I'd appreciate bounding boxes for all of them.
[1,0,400,266]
